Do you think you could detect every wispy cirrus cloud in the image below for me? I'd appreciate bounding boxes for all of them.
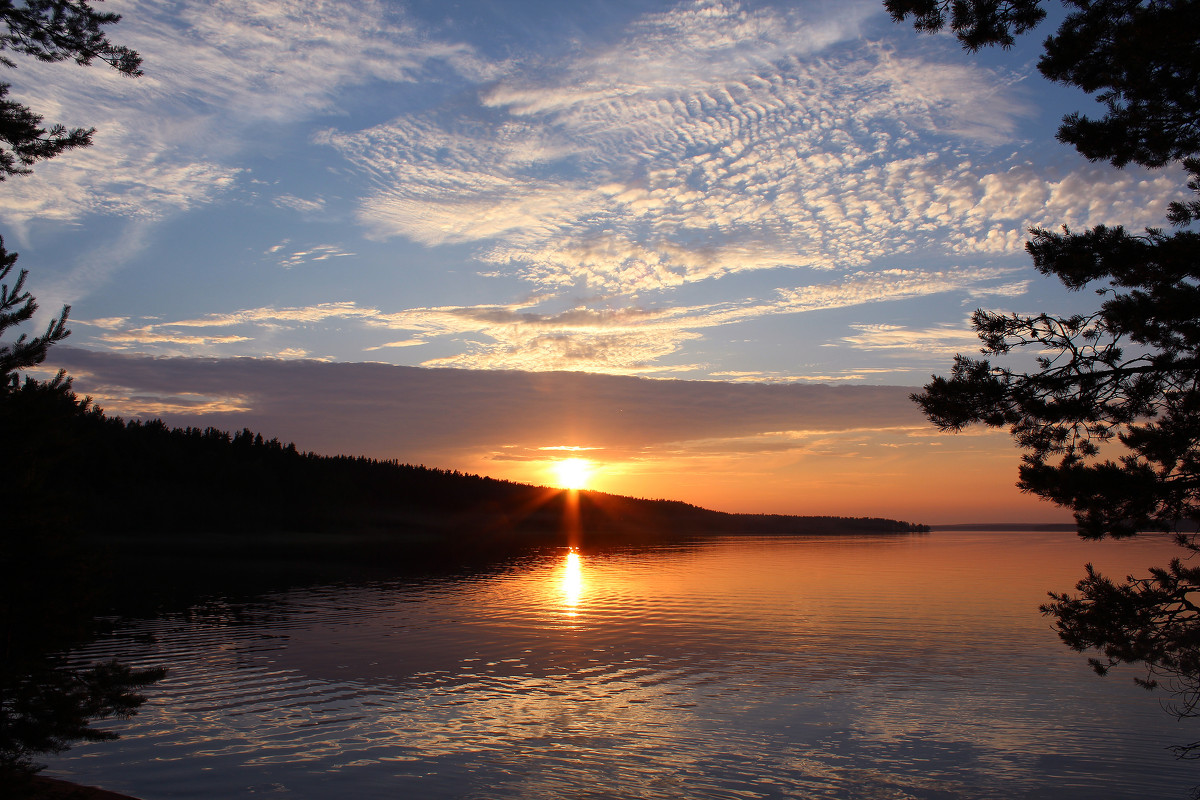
[364,339,428,352]
[75,301,379,357]
[264,241,356,269]
[710,367,902,383]
[76,264,1020,373]
[842,322,983,356]
[167,302,378,329]
[0,0,483,228]
[273,195,327,215]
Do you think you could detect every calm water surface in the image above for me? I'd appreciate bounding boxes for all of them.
[46,531,1199,798]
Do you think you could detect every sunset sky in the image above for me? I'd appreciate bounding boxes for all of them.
[10,0,1175,523]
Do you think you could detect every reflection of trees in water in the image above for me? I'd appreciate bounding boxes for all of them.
[0,657,165,779]
[1,533,165,791]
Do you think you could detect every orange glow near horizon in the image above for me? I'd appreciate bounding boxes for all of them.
[462,429,1073,526]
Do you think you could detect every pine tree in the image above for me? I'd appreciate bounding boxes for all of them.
[0,1,142,388]
[0,237,67,388]
[889,0,1200,752]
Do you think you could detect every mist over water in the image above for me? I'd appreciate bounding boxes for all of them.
[47,532,1197,799]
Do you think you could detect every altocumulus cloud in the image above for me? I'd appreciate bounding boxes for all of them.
[1,0,1185,383]
[320,0,1173,295]
[299,0,1180,375]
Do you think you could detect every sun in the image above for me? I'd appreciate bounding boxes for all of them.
[553,458,593,490]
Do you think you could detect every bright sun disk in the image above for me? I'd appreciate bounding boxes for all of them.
[553,458,592,490]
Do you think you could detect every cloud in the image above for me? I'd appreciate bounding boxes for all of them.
[0,0,483,227]
[482,236,810,295]
[481,0,878,116]
[841,322,982,356]
[710,368,903,383]
[46,348,926,459]
[863,49,1029,144]
[371,265,1020,371]
[771,266,1018,313]
[166,302,377,328]
[71,264,1020,372]
[323,3,1021,273]
[156,0,483,120]
[273,347,319,360]
[9,0,1178,383]
[318,0,1177,309]
[73,301,378,357]
[364,339,428,351]
[29,219,157,313]
[265,243,356,269]
[273,195,327,215]
[91,330,254,347]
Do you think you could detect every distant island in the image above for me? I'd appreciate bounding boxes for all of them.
[8,377,928,567]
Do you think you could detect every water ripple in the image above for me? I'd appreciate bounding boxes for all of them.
[42,533,1198,800]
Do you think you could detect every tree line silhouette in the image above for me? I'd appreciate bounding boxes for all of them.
[6,373,926,555]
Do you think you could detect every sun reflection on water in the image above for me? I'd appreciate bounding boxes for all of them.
[562,549,584,614]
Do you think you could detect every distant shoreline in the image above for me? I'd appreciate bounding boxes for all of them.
[932,522,1199,533]
[930,523,1078,532]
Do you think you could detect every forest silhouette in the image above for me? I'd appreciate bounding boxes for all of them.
[7,373,927,563]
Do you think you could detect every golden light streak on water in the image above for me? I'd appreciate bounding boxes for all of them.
[562,549,584,614]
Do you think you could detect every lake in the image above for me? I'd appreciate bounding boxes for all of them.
[43,531,1198,798]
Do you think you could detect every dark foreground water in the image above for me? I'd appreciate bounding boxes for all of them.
[44,531,1199,798]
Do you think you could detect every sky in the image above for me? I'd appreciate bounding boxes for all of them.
[6,0,1181,523]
